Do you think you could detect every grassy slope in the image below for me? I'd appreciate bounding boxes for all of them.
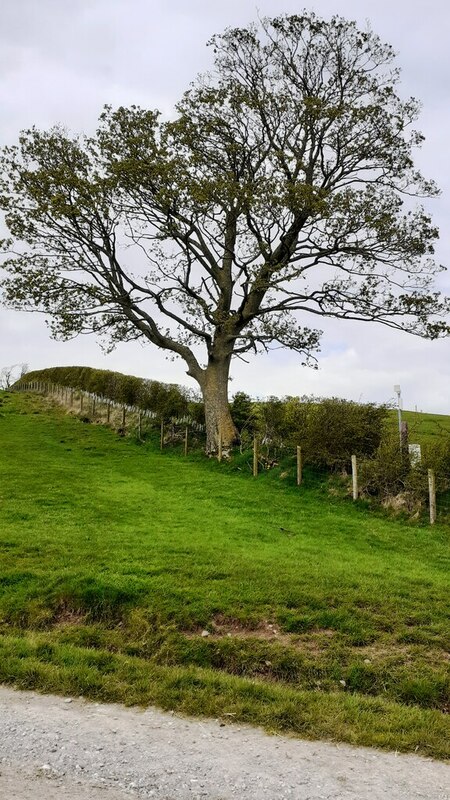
[0,391,449,759]
[389,408,450,445]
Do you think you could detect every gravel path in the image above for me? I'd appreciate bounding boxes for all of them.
[0,686,448,800]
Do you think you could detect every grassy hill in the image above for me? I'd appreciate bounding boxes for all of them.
[388,408,450,445]
[0,390,449,759]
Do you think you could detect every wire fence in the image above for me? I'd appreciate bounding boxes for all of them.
[13,381,450,525]
[403,464,450,525]
[15,380,204,436]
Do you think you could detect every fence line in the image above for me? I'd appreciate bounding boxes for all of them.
[15,381,205,434]
[13,381,449,524]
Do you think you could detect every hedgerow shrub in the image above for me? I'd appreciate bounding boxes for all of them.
[231,392,258,449]
[18,366,188,420]
[253,396,388,469]
[359,432,450,515]
[142,381,189,420]
[18,368,389,468]
[359,433,410,500]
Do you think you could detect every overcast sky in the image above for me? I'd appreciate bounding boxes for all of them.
[1,0,449,412]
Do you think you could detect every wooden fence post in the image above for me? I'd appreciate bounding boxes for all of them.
[106,402,111,423]
[428,469,436,525]
[351,455,358,501]
[80,393,84,412]
[138,411,142,439]
[160,420,164,450]
[401,421,409,455]
[92,396,96,416]
[184,426,188,456]
[253,437,258,477]
[296,446,302,486]
[122,406,126,431]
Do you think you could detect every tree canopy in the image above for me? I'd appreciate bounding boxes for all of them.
[1,12,448,451]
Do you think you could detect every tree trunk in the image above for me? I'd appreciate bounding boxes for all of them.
[200,356,238,455]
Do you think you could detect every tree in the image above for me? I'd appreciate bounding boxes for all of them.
[0,363,28,390]
[0,13,448,452]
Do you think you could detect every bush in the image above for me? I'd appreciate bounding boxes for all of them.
[187,398,205,426]
[359,433,410,500]
[142,380,188,421]
[253,395,388,469]
[17,366,189,420]
[17,369,390,472]
[231,392,258,449]
[359,431,450,517]
[254,396,288,448]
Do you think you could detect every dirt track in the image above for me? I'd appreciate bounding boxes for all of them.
[0,686,448,799]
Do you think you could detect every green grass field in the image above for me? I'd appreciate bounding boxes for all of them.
[0,391,449,759]
[388,407,450,446]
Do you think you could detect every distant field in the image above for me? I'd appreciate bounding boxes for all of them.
[0,391,449,759]
[388,408,450,445]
